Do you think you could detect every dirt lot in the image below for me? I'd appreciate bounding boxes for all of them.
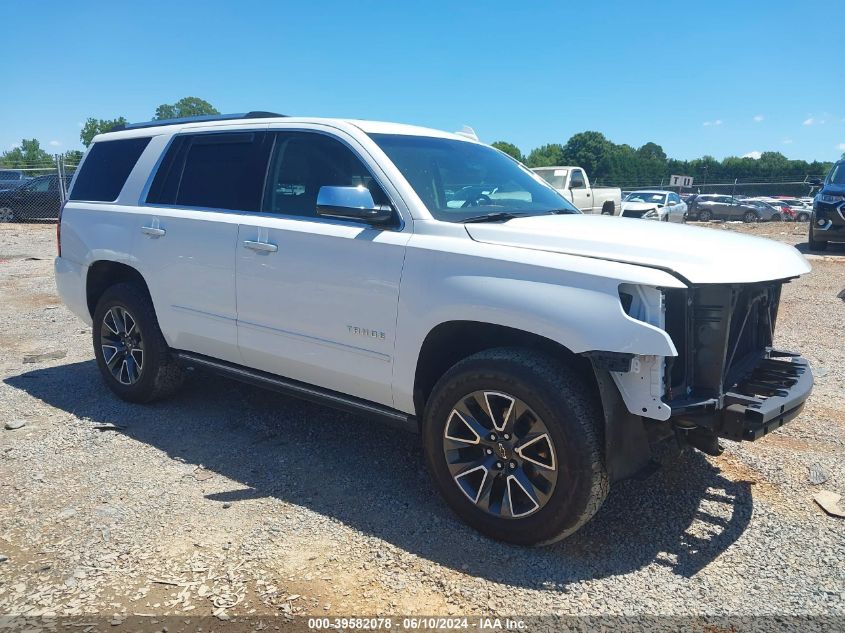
[1,222,843,629]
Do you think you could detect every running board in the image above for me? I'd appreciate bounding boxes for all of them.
[173,351,418,434]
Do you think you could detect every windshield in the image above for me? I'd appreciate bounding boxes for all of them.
[828,162,845,186]
[369,134,579,222]
[624,192,667,205]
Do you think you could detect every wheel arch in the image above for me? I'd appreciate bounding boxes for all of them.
[86,260,151,319]
[412,321,597,419]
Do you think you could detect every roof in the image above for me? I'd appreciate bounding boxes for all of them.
[93,114,471,144]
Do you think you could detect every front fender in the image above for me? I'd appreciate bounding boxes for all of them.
[393,239,681,413]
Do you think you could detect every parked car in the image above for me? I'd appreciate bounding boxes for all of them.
[620,190,686,222]
[56,112,814,546]
[749,198,796,221]
[808,159,845,250]
[531,166,622,215]
[0,174,69,222]
[687,194,780,222]
[770,197,811,221]
[0,169,29,191]
[742,199,791,221]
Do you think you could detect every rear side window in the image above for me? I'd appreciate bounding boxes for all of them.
[69,137,151,201]
[146,132,270,211]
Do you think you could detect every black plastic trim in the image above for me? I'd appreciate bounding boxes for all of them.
[173,351,418,433]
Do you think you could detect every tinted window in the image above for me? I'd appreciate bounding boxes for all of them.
[263,132,388,217]
[31,177,52,192]
[570,170,585,188]
[0,170,21,180]
[147,132,270,211]
[70,137,151,201]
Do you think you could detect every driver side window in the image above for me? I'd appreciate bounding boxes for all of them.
[263,132,388,217]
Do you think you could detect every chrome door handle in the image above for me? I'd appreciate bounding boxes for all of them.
[141,226,166,237]
[243,240,278,253]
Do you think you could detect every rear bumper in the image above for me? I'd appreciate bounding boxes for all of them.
[672,351,813,442]
[54,256,91,326]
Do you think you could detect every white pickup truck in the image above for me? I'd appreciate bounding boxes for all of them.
[532,166,622,215]
[56,113,813,546]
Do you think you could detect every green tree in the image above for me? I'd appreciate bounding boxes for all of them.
[63,150,84,165]
[526,143,566,167]
[154,97,219,120]
[80,117,127,147]
[636,142,667,163]
[1,139,54,167]
[491,141,524,162]
[561,131,612,177]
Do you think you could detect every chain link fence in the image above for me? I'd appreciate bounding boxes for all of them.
[594,175,823,199]
[0,156,77,223]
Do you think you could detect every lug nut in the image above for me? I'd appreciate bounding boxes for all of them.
[485,448,493,455]
[488,433,497,441]
[509,462,516,470]
[503,433,511,440]
[495,462,503,469]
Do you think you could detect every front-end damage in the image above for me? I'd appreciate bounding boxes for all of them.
[585,278,813,480]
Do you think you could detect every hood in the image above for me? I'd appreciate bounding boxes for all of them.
[465,214,811,284]
[621,201,661,211]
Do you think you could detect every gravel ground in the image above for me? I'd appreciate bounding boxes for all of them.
[0,222,843,629]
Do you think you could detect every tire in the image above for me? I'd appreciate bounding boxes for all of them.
[797,212,809,222]
[698,209,713,222]
[92,282,185,403]
[0,207,16,223]
[770,213,781,222]
[742,211,758,223]
[422,347,609,546]
[601,202,614,216]
[808,227,828,251]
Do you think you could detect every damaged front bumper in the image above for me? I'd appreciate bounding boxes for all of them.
[670,350,813,442]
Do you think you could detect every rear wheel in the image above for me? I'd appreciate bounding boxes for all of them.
[743,210,758,223]
[797,211,810,222]
[0,207,16,223]
[422,348,608,546]
[601,202,615,216]
[698,209,713,222]
[93,282,185,403]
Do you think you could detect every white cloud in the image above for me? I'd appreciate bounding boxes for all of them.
[77,121,84,128]
[703,119,723,127]
[782,138,793,145]
[49,140,61,147]
[753,115,764,122]
[838,143,845,151]
[742,151,762,159]
[803,117,815,126]
[7,143,17,150]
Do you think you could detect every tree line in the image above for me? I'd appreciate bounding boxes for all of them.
[492,131,837,193]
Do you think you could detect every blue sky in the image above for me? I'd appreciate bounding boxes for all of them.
[3,0,843,162]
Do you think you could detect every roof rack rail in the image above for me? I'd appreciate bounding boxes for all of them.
[110,111,287,132]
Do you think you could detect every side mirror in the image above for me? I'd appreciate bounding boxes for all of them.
[316,186,393,224]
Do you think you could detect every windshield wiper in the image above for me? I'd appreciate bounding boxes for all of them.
[462,212,522,223]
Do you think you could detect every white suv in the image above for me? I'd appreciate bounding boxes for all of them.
[56,112,813,545]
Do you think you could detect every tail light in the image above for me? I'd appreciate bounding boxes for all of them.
[57,200,66,257]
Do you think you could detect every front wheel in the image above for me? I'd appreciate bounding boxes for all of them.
[797,212,810,222]
[422,348,608,546]
[743,211,758,223]
[698,209,713,222]
[808,227,828,251]
[92,282,185,403]
[0,207,16,223]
